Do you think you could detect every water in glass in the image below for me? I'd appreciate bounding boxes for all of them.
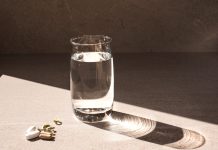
[70,51,113,122]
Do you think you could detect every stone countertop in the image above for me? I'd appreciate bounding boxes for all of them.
[0,53,218,149]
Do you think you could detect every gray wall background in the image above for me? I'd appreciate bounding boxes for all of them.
[0,0,218,53]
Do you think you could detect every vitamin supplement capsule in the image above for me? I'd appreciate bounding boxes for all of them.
[39,133,54,140]
[40,131,52,135]
[25,130,40,140]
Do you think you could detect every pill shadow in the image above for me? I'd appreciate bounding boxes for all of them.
[87,111,205,149]
[28,137,55,142]
[28,137,41,142]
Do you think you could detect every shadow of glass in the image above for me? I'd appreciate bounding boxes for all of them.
[87,111,205,149]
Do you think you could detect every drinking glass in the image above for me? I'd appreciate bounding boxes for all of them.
[70,35,114,122]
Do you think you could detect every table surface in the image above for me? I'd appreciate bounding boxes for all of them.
[0,53,218,150]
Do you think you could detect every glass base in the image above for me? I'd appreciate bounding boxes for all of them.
[74,108,112,123]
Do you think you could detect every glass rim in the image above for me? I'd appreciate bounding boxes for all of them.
[70,35,112,46]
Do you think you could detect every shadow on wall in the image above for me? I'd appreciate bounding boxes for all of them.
[0,0,218,53]
[86,111,205,149]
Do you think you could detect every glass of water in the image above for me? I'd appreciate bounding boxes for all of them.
[70,35,114,122]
